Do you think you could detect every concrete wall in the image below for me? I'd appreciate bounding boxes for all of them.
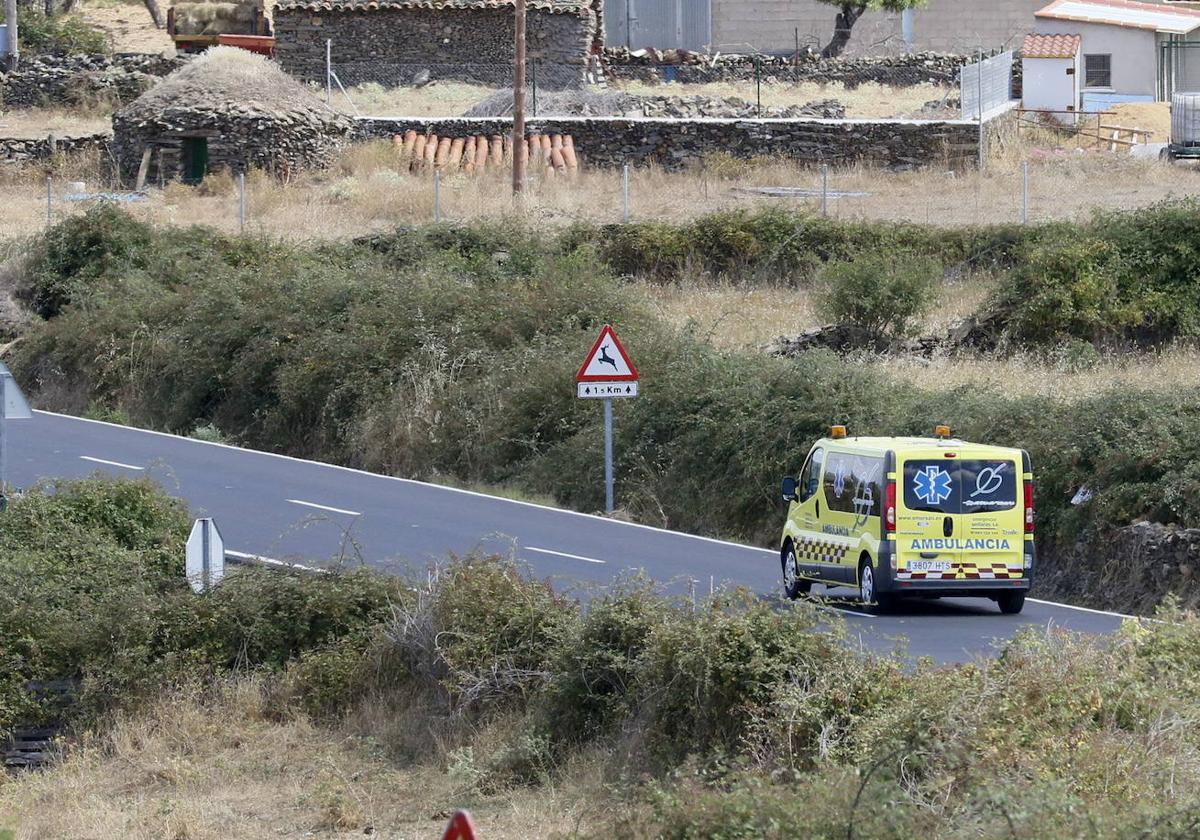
[1034,19,1158,97]
[274,7,596,88]
[1022,55,1079,119]
[356,104,1018,170]
[710,0,1044,55]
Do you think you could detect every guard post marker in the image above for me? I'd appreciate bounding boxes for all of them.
[575,325,639,514]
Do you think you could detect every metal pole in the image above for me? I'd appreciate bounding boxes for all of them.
[45,176,51,226]
[512,0,527,195]
[1022,160,1029,224]
[821,164,828,217]
[238,172,245,232]
[977,48,985,170]
[4,0,18,70]
[755,56,762,117]
[622,163,630,222]
[603,397,614,514]
[433,168,441,222]
[325,39,332,105]
[0,376,7,504]
[532,59,538,117]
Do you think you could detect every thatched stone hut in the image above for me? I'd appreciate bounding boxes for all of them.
[112,47,352,185]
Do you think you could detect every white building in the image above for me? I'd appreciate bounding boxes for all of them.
[1022,33,1082,121]
[1031,0,1200,110]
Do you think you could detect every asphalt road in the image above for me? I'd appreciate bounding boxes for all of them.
[6,410,1133,663]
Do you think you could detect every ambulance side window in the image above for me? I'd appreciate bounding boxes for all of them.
[800,447,824,502]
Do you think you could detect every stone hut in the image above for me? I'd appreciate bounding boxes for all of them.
[112,46,353,185]
[273,0,601,90]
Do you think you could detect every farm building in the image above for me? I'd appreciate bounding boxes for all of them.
[112,47,352,185]
[1021,32,1082,122]
[273,0,602,89]
[1032,0,1200,107]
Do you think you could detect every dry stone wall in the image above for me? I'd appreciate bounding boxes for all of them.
[0,54,183,109]
[275,7,595,88]
[357,104,1017,170]
[0,131,112,165]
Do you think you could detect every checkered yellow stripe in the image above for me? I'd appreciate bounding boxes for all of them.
[902,561,1023,580]
[795,536,849,565]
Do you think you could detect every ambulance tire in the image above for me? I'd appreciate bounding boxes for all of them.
[858,557,894,613]
[996,591,1026,615]
[782,542,811,600]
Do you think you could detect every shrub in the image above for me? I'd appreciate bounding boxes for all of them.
[816,253,939,341]
[13,7,108,56]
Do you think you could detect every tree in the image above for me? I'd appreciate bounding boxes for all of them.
[816,0,926,59]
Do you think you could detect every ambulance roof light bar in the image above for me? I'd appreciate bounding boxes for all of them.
[830,425,847,439]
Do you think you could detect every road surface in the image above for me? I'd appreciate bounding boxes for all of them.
[7,410,1132,663]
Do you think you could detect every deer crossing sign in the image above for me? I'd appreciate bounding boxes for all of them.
[576,324,639,399]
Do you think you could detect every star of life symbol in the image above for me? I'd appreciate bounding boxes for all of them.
[913,465,953,506]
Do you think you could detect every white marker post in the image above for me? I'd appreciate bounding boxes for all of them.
[0,362,33,509]
[575,325,639,514]
[185,518,226,593]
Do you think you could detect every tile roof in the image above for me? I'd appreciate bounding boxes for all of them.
[274,0,593,13]
[1022,33,1081,58]
[1035,0,1200,35]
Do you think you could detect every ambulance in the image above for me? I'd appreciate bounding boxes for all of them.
[779,426,1034,614]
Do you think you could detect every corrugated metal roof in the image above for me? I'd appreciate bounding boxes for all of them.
[274,0,593,13]
[1035,0,1200,35]
[1022,33,1081,58]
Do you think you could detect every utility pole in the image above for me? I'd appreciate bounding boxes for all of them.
[512,0,526,194]
[4,0,18,71]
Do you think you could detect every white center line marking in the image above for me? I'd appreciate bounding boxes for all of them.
[525,546,606,565]
[286,499,362,516]
[80,455,144,471]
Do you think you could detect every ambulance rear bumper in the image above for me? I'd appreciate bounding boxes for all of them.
[876,540,1035,595]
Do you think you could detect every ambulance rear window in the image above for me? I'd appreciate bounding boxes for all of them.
[903,459,1017,514]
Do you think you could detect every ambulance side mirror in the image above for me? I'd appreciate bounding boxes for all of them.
[781,476,798,502]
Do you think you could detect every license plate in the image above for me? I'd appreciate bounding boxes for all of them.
[908,560,952,572]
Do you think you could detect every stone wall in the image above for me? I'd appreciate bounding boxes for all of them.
[357,103,1017,170]
[1040,522,1200,616]
[0,54,182,109]
[603,49,967,88]
[0,131,111,165]
[274,6,596,89]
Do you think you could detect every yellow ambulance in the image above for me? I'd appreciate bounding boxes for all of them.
[779,426,1034,614]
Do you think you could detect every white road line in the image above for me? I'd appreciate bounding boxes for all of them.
[1027,598,1137,620]
[286,499,362,517]
[225,549,327,574]
[36,410,776,556]
[525,546,606,565]
[80,455,144,471]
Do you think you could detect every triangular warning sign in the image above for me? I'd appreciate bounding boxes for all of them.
[576,325,639,382]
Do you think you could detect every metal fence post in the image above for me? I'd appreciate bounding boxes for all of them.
[622,163,630,222]
[325,39,332,105]
[45,176,51,226]
[1022,160,1029,224]
[532,59,538,117]
[755,55,762,117]
[977,47,985,170]
[434,168,441,222]
[821,164,828,217]
[238,172,246,232]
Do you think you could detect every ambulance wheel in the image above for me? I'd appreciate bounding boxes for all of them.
[997,591,1026,615]
[859,557,894,612]
[782,542,810,600]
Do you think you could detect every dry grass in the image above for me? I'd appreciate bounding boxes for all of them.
[75,0,175,54]
[4,137,1198,243]
[0,682,603,840]
[0,108,111,139]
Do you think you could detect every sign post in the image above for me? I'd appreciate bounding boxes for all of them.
[0,362,33,509]
[576,325,639,514]
[185,518,226,593]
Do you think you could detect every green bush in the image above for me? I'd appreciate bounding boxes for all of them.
[13,7,108,56]
[816,253,939,341]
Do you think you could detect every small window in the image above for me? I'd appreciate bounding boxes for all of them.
[800,447,824,502]
[1084,54,1112,88]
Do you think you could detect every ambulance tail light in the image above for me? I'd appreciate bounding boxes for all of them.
[1024,480,1035,533]
[885,481,896,532]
